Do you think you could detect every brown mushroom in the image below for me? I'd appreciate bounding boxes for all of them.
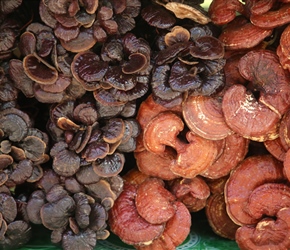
[141,4,176,29]
[201,133,249,179]
[218,16,272,50]
[206,193,239,240]
[92,152,125,177]
[183,95,233,140]
[40,196,76,230]
[108,183,165,246]
[62,229,96,250]
[23,53,58,85]
[135,178,176,224]
[222,84,280,142]
[236,207,290,250]
[239,49,290,117]
[0,193,17,223]
[225,155,285,226]
[169,176,210,212]
[26,190,46,224]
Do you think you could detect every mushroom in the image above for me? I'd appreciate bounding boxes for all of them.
[26,190,46,224]
[222,84,280,142]
[169,176,210,212]
[23,53,58,85]
[206,193,239,240]
[108,183,165,246]
[208,0,245,25]
[162,2,211,24]
[135,178,176,224]
[190,36,224,60]
[143,111,218,178]
[201,133,249,179]
[219,16,273,50]
[141,4,176,29]
[62,229,97,250]
[183,95,233,140]
[225,155,285,226]
[250,3,290,29]
[40,196,76,230]
[92,152,125,177]
[236,208,290,250]
[0,193,17,223]
[73,192,91,229]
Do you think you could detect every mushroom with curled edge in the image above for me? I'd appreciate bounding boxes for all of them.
[201,133,249,179]
[221,84,280,142]
[135,178,176,225]
[250,3,290,29]
[208,0,245,25]
[141,4,176,29]
[161,2,211,24]
[225,154,286,226]
[238,49,290,117]
[135,200,191,250]
[23,53,58,85]
[108,183,165,246]
[218,16,273,50]
[236,207,290,250]
[277,23,290,71]
[183,95,233,140]
[169,176,210,212]
[247,183,290,220]
[206,193,239,240]
[143,111,219,178]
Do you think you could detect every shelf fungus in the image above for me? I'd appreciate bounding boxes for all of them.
[108,178,191,249]
[225,155,286,226]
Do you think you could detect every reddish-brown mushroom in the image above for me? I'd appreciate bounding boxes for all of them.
[236,208,290,250]
[108,183,165,246]
[135,178,176,224]
[225,155,285,226]
[222,84,280,142]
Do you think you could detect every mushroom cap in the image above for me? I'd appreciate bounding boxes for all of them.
[62,229,97,250]
[222,84,280,142]
[92,152,125,177]
[225,154,285,226]
[205,193,239,240]
[183,94,233,140]
[108,183,165,245]
[135,178,176,224]
[40,196,76,230]
[23,54,58,85]
[141,4,176,29]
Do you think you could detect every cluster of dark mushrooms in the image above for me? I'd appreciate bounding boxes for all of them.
[2,0,290,250]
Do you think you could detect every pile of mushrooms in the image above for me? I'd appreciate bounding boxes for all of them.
[3,0,290,250]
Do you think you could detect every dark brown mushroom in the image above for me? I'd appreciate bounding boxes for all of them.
[62,229,96,250]
[141,4,176,29]
[50,141,81,177]
[0,220,31,249]
[9,159,34,185]
[40,196,76,230]
[23,53,58,85]
[75,164,101,185]
[73,192,91,229]
[89,202,107,231]
[26,190,46,224]
[0,193,17,223]
[85,179,117,202]
[190,36,224,60]
[0,155,13,170]
[92,152,125,177]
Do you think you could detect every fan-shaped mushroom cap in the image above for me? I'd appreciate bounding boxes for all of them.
[225,155,285,226]
[108,183,165,245]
